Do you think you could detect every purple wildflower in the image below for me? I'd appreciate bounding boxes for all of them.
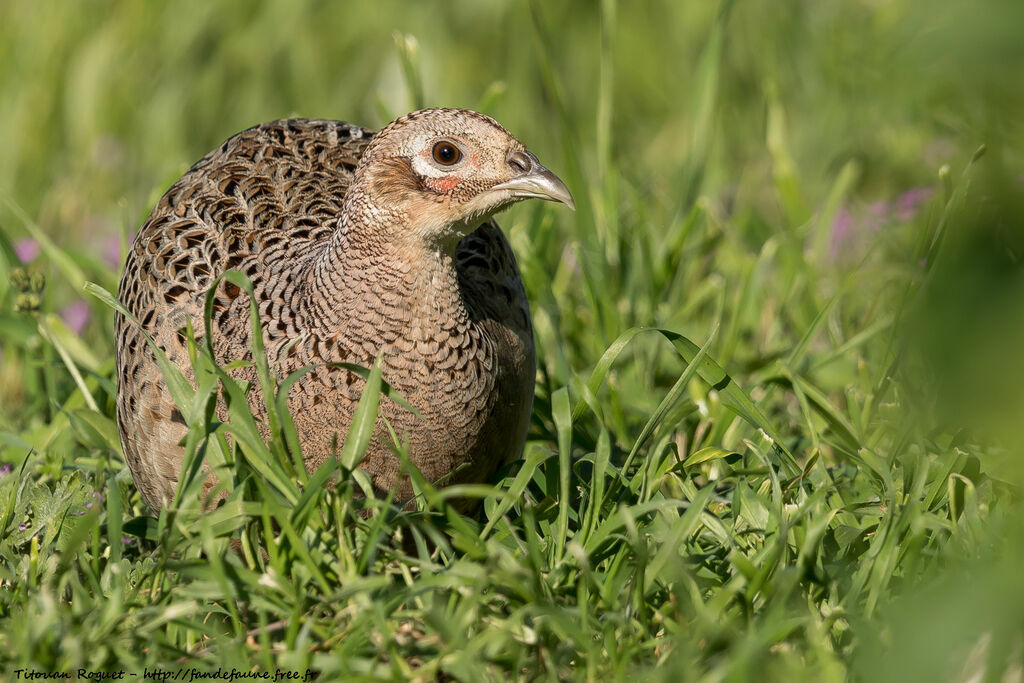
[122,537,134,545]
[61,300,91,334]
[829,187,935,262]
[84,490,103,510]
[14,239,40,264]
[103,231,137,268]
[19,524,27,531]
[0,464,11,476]
[895,187,934,223]
[103,235,122,268]
[864,201,890,233]
[829,207,854,260]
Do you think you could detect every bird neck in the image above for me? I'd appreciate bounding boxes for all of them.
[303,199,469,336]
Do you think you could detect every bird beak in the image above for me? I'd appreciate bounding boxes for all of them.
[490,150,575,211]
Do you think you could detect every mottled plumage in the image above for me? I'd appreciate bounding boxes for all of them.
[115,108,573,511]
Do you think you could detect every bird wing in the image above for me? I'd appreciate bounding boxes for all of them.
[115,119,372,508]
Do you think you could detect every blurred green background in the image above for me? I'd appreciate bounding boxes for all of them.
[3,1,1019,248]
[1,0,1023,678]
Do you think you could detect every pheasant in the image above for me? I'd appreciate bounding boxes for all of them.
[115,108,573,512]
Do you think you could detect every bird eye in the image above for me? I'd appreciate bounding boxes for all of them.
[431,141,462,166]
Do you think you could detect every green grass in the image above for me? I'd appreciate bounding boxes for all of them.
[2,0,1024,679]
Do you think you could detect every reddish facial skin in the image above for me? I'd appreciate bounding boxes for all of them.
[425,176,462,193]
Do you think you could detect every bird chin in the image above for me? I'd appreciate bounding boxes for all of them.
[458,194,514,226]
[411,194,514,250]
[411,215,494,252]
[464,190,523,221]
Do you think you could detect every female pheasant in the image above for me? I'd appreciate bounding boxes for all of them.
[115,108,573,511]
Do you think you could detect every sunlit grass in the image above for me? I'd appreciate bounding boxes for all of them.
[1,0,1022,679]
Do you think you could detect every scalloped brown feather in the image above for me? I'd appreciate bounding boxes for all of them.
[115,116,535,511]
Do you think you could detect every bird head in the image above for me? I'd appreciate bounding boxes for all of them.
[347,108,574,247]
